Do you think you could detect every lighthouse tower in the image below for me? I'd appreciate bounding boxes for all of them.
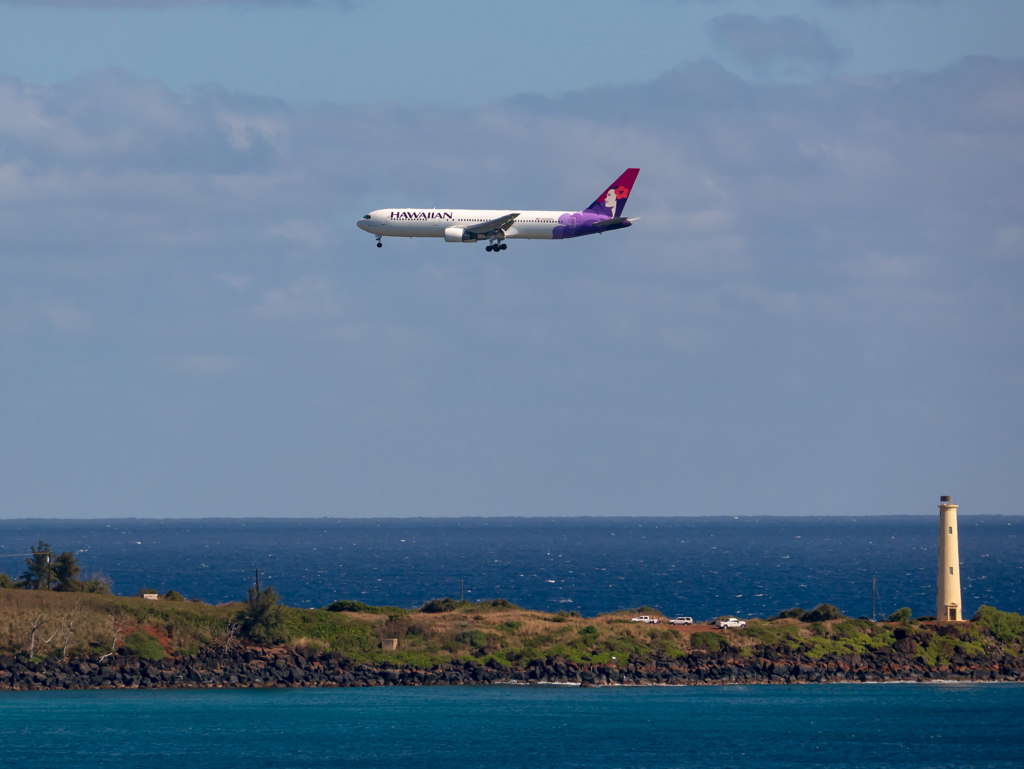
[936,495,963,621]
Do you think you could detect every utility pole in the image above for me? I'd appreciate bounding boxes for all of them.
[255,566,261,594]
[461,580,464,602]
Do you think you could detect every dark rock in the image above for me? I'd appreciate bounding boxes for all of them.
[894,638,918,655]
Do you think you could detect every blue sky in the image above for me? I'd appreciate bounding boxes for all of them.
[0,0,1022,518]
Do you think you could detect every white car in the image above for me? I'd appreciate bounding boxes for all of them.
[717,617,747,629]
[668,617,694,626]
[630,615,660,624]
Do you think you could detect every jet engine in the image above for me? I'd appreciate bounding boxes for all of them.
[444,227,477,243]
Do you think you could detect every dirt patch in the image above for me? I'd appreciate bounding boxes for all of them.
[133,624,177,659]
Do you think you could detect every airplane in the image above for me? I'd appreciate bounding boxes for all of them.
[356,168,639,251]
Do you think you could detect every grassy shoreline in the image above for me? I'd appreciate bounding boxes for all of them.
[2,588,1022,672]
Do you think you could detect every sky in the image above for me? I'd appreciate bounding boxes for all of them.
[0,0,1022,519]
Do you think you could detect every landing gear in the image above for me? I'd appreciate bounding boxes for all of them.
[486,242,508,252]
[376,237,382,248]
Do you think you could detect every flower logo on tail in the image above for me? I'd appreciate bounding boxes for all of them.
[602,185,631,214]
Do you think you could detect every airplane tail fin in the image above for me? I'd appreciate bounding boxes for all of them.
[584,168,640,218]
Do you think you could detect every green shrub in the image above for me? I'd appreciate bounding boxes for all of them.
[803,604,844,623]
[497,621,522,632]
[81,573,112,594]
[973,606,1024,643]
[421,598,466,614]
[807,622,829,637]
[488,599,519,610]
[579,625,599,641]
[770,605,843,623]
[647,628,684,658]
[0,574,14,589]
[163,590,185,602]
[740,621,804,650]
[832,619,875,641]
[776,608,806,620]
[455,629,488,648]
[889,607,913,623]
[517,645,543,663]
[920,635,957,667]
[326,600,407,619]
[690,632,721,654]
[125,631,165,661]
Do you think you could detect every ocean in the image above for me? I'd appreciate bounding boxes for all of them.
[0,516,1021,618]
[1,685,1023,768]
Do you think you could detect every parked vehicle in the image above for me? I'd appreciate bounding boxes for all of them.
[668,617,694,626]
[717,617,747,629]
[631,615,660,624]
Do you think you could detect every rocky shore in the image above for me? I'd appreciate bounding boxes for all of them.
[3,638,1023,691]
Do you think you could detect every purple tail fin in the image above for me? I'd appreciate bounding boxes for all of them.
[584,168,640,218]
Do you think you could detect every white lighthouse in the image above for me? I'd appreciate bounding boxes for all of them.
[936,495,964,621]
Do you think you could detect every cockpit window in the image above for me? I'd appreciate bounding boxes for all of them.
[362,214,371,219]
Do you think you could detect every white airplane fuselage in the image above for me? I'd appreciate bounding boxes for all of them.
[357,209,616,241]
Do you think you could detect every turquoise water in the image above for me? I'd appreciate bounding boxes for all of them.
[2,684,1023,768]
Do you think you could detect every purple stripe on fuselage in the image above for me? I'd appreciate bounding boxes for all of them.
[552,212,631,240]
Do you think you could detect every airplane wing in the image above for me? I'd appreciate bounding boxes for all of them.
[464,212,520,236]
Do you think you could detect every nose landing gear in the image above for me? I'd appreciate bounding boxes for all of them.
[376,237,382,248]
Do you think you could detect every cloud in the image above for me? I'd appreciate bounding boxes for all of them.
[0,58,1022,517]
[708,14,848,79]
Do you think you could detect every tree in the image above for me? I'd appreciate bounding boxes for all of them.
[19,541,53,590]
[0,573,14,589]
[52,552,83,592]
[58,599,83,660]
[889,607,913,623]
[101,611,131,661]
[26,612,60,658]
[240,585,289,645]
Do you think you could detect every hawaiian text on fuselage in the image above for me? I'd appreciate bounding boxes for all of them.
[390,211,455,220]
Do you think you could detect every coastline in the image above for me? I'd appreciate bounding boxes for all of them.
[4,588,1023,693]
[4,641,1023,692]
